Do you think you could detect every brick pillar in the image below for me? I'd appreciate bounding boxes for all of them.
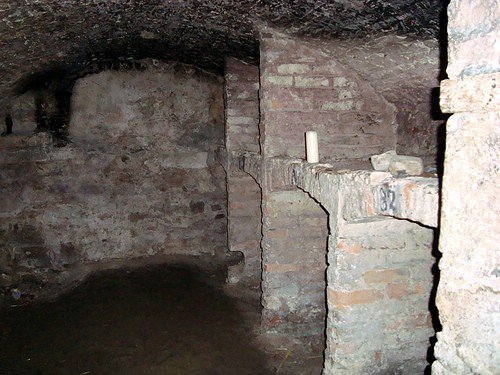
[224,58,262,287]
[326,217,434,374]
[257,26,397,351]
[260,188,328,350]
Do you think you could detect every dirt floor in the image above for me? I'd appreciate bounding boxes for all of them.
[0,262,323,375]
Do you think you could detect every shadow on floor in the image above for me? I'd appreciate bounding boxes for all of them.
[0,264,274,375]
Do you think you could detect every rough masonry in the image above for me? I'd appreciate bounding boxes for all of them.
[432,0,500,373]
[0,61,227,303]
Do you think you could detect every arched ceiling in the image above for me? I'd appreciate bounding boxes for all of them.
[0,0,445,111]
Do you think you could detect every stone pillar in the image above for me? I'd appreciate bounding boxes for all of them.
[432,0,500,373]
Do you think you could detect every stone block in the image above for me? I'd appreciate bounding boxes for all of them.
[433,109,499,374]
[226,116,257,126]
[332,77,348,86]
[440,72,500,113]
[338,89,354,99]
[388,155,424,176]
[447,30,500,78]
[321,100,355,111]
[370,150,397,171]
[266,76,293,86]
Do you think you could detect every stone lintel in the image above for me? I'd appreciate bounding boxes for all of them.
[240,156,439,227]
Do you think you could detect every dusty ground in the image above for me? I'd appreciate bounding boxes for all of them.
[0,261,323,374]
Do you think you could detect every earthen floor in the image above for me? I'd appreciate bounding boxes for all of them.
[0,262,322,374]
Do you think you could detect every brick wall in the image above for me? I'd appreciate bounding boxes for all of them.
[261,189,328,351]
[257,28,401,352]
[259,28,396,163]
[433,0,500,373]
[245,157,439,372]
[290,165,438,374]
[225,58,260,155]
[328,218,434,374]
[319,36,442,161]
[224,58,262,287]
[0,62,227,302]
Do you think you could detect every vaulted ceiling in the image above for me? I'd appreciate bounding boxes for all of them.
[0,0,445,111]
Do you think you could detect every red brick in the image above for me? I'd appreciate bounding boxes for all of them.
[364,269,408,284]
[263,314,282,326]
[328,288,384,307]
[267,229,288,239]
[387,283,409,299]
[337,240,362,254]
[365,191,376,216]
[413,313,432,328]
[387,282,427,299]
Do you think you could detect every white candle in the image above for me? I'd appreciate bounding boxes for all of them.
[305,131,319,163]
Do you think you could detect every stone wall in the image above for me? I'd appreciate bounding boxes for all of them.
[433,0,500,373]
[224,58,262,287]
[0,62,227,302]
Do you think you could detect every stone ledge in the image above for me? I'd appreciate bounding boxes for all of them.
[293,162,439,228]
[239,156,439,227]
[440,72,500,113]
[374,176,439,227]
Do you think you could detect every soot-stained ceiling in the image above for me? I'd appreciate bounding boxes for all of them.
[0,0,445,113]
